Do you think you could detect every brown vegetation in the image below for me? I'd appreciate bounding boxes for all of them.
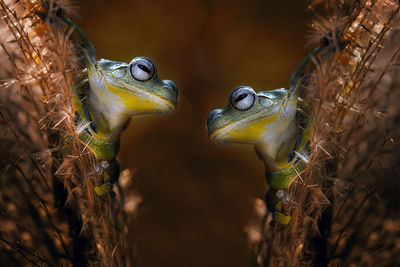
[254,1,400,266]
[0,0,399,266]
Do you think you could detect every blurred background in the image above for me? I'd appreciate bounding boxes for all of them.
[79,0,313,266]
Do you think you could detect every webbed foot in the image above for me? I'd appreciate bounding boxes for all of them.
[95,182,114,196]
[265,188,291,225]
[273,212,291,225]
[94,158,120,196]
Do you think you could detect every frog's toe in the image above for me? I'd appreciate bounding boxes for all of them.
[94,182,113,196]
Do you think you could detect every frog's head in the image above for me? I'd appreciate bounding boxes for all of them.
[207,86,298,145]
[90,57,178,115]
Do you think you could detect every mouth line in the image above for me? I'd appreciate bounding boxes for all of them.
[209,99,291,141]
[118,85,177,112]
[103,72,177,112]
[209,111,265,142]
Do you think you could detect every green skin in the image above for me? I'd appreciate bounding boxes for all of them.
[64,17,179,195]
[206,49,318,224]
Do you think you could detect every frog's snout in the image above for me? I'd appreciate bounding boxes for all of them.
[163,80,179,100]
[154,79,178,113]
[207,109,223,129]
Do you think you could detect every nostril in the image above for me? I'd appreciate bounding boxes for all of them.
[207,109,223,126]
[163,80,178,96]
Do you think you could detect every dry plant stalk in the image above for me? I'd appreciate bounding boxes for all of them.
[0,0,136,265]
[251,0,400,266]
[2,0,399,266]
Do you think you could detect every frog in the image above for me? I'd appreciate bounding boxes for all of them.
[62,17,179,196]
[206,48,320,224]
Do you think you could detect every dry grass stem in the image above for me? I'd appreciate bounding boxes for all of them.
[251,0,400,266]
[0,1,137,265]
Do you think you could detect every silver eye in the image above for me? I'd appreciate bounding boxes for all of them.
[229,86,257,111]
[128,57,156,82]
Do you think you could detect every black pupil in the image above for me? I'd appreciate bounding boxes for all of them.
[234,93,248,103]
[138,63,151,74]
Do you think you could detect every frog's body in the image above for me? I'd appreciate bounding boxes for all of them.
[207,49,318,224]
[65,17,178,195]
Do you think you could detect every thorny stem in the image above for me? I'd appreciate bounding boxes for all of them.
[0,175,61,262]
[367,46,400,99]
[0,235,56,267]
[331,18,386,130]
[312,205,332,267]
[48,126,92,266]
[0,110,52,193]
[329,190,374,260]
[333,135,393,222]
[256,212,268,265]
[0,0,134,265]
[333,7,398,130]
[1,8,93,262]
[0,0,52,97]
[264,224,277,267]
[1,43,43,118]
[52,175,91,266]
[0,148,72,261]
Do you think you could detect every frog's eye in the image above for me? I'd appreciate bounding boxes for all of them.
[229,86,257,111]
[128,57,156,82]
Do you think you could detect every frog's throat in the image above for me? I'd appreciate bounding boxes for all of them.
[265,114,312,190]
[117,86,176,114]
[73,94,120,160]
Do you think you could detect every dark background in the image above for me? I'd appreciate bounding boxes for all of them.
[79,1,313,265]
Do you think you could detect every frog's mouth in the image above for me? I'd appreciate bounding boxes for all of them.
[105,82,177,114]
[148,93,177,113]
[208,113,265,144]
[128,89,177,114]
[140,80,178,113]
[207,105,285,144]
[209,122,243,143]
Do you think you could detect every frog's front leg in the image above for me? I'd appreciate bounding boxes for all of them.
[75,112,121,196]
[265,170,296,225]
[75,115,121,196]
[72,76,121,196]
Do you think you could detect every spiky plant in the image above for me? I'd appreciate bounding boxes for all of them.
[252,0,400,266]
[0,0,137,265]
